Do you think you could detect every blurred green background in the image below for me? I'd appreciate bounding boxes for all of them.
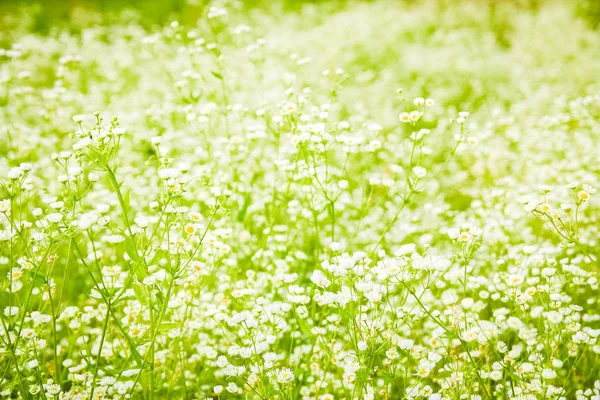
[1,0,599,34]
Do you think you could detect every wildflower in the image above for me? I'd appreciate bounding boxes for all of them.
[129,325,146,338]
[282,102,297,114]
[106,234,125,244]
[225,382,240,394]
[189,211,203,222]
[134,216,149,228]
[490,370,502,381]
[207,6,228,19]
[542,368,557,380]
[310,270,331,288]
[578,190,591,202]
[412,166,426,178]
[275,368,294,384]
[343,371,356,383]
[46,213,63,223]
[386,347,399,359]
[450,371,463,382]
[8,167,23,179]
[184,224,197,235]
[4,306,19,317]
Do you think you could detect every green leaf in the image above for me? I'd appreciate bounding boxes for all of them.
[236,193,251,222]
[124,237,139,263]
[211,71,223,80]
[29,271,47,285]
[155,289,165,308]
[123,190,131,209]
[157,322,179,333]
[133,282,149,306]
[106,309,144,367]
[134,262,149,280]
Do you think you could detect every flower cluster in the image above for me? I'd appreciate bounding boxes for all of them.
[1,1,600,399]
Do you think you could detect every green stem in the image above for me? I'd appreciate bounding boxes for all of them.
[89,303,111,400]
[106,165,136,243]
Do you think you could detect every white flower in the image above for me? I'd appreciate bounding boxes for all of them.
[310,270,331,288]
[412,166,426,178]
[225,382,240,394]
[386,348,399,360]
[143,275,156,286]
[281,102,296,114]
[448,228,460,239]
[552,359,563,368]
[542,368,557,380]
[106,234,125,244]
[207,6,227,19]
[46,213,63,223]
[4,306,19,317]
[31,312,51,324]
[158,168,182,180]
[342,371,356,383]
[0,200,10,213]
[572,331,589,344]
[275,368,294,384]
[73,137,91,150]
[366,289,382,303]
[413,97,425,106]
[398,338,414,350]
[135,216,149,228]
[8,167,23,179]
[78,212,98,230]
[20,163,33,171]
[490,370,502,381]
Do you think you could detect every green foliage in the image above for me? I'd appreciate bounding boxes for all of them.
[1,0,600,399]
[577,0,600,28]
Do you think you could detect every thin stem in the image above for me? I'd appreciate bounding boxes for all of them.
[89,304,111,400]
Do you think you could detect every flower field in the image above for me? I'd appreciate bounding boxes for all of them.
[1,0,600,399]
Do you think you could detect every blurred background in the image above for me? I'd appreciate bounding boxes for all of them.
[0,0,599,34]
[1,0,599,121]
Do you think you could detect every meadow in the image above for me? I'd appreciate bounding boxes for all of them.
[1,0,600,398]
